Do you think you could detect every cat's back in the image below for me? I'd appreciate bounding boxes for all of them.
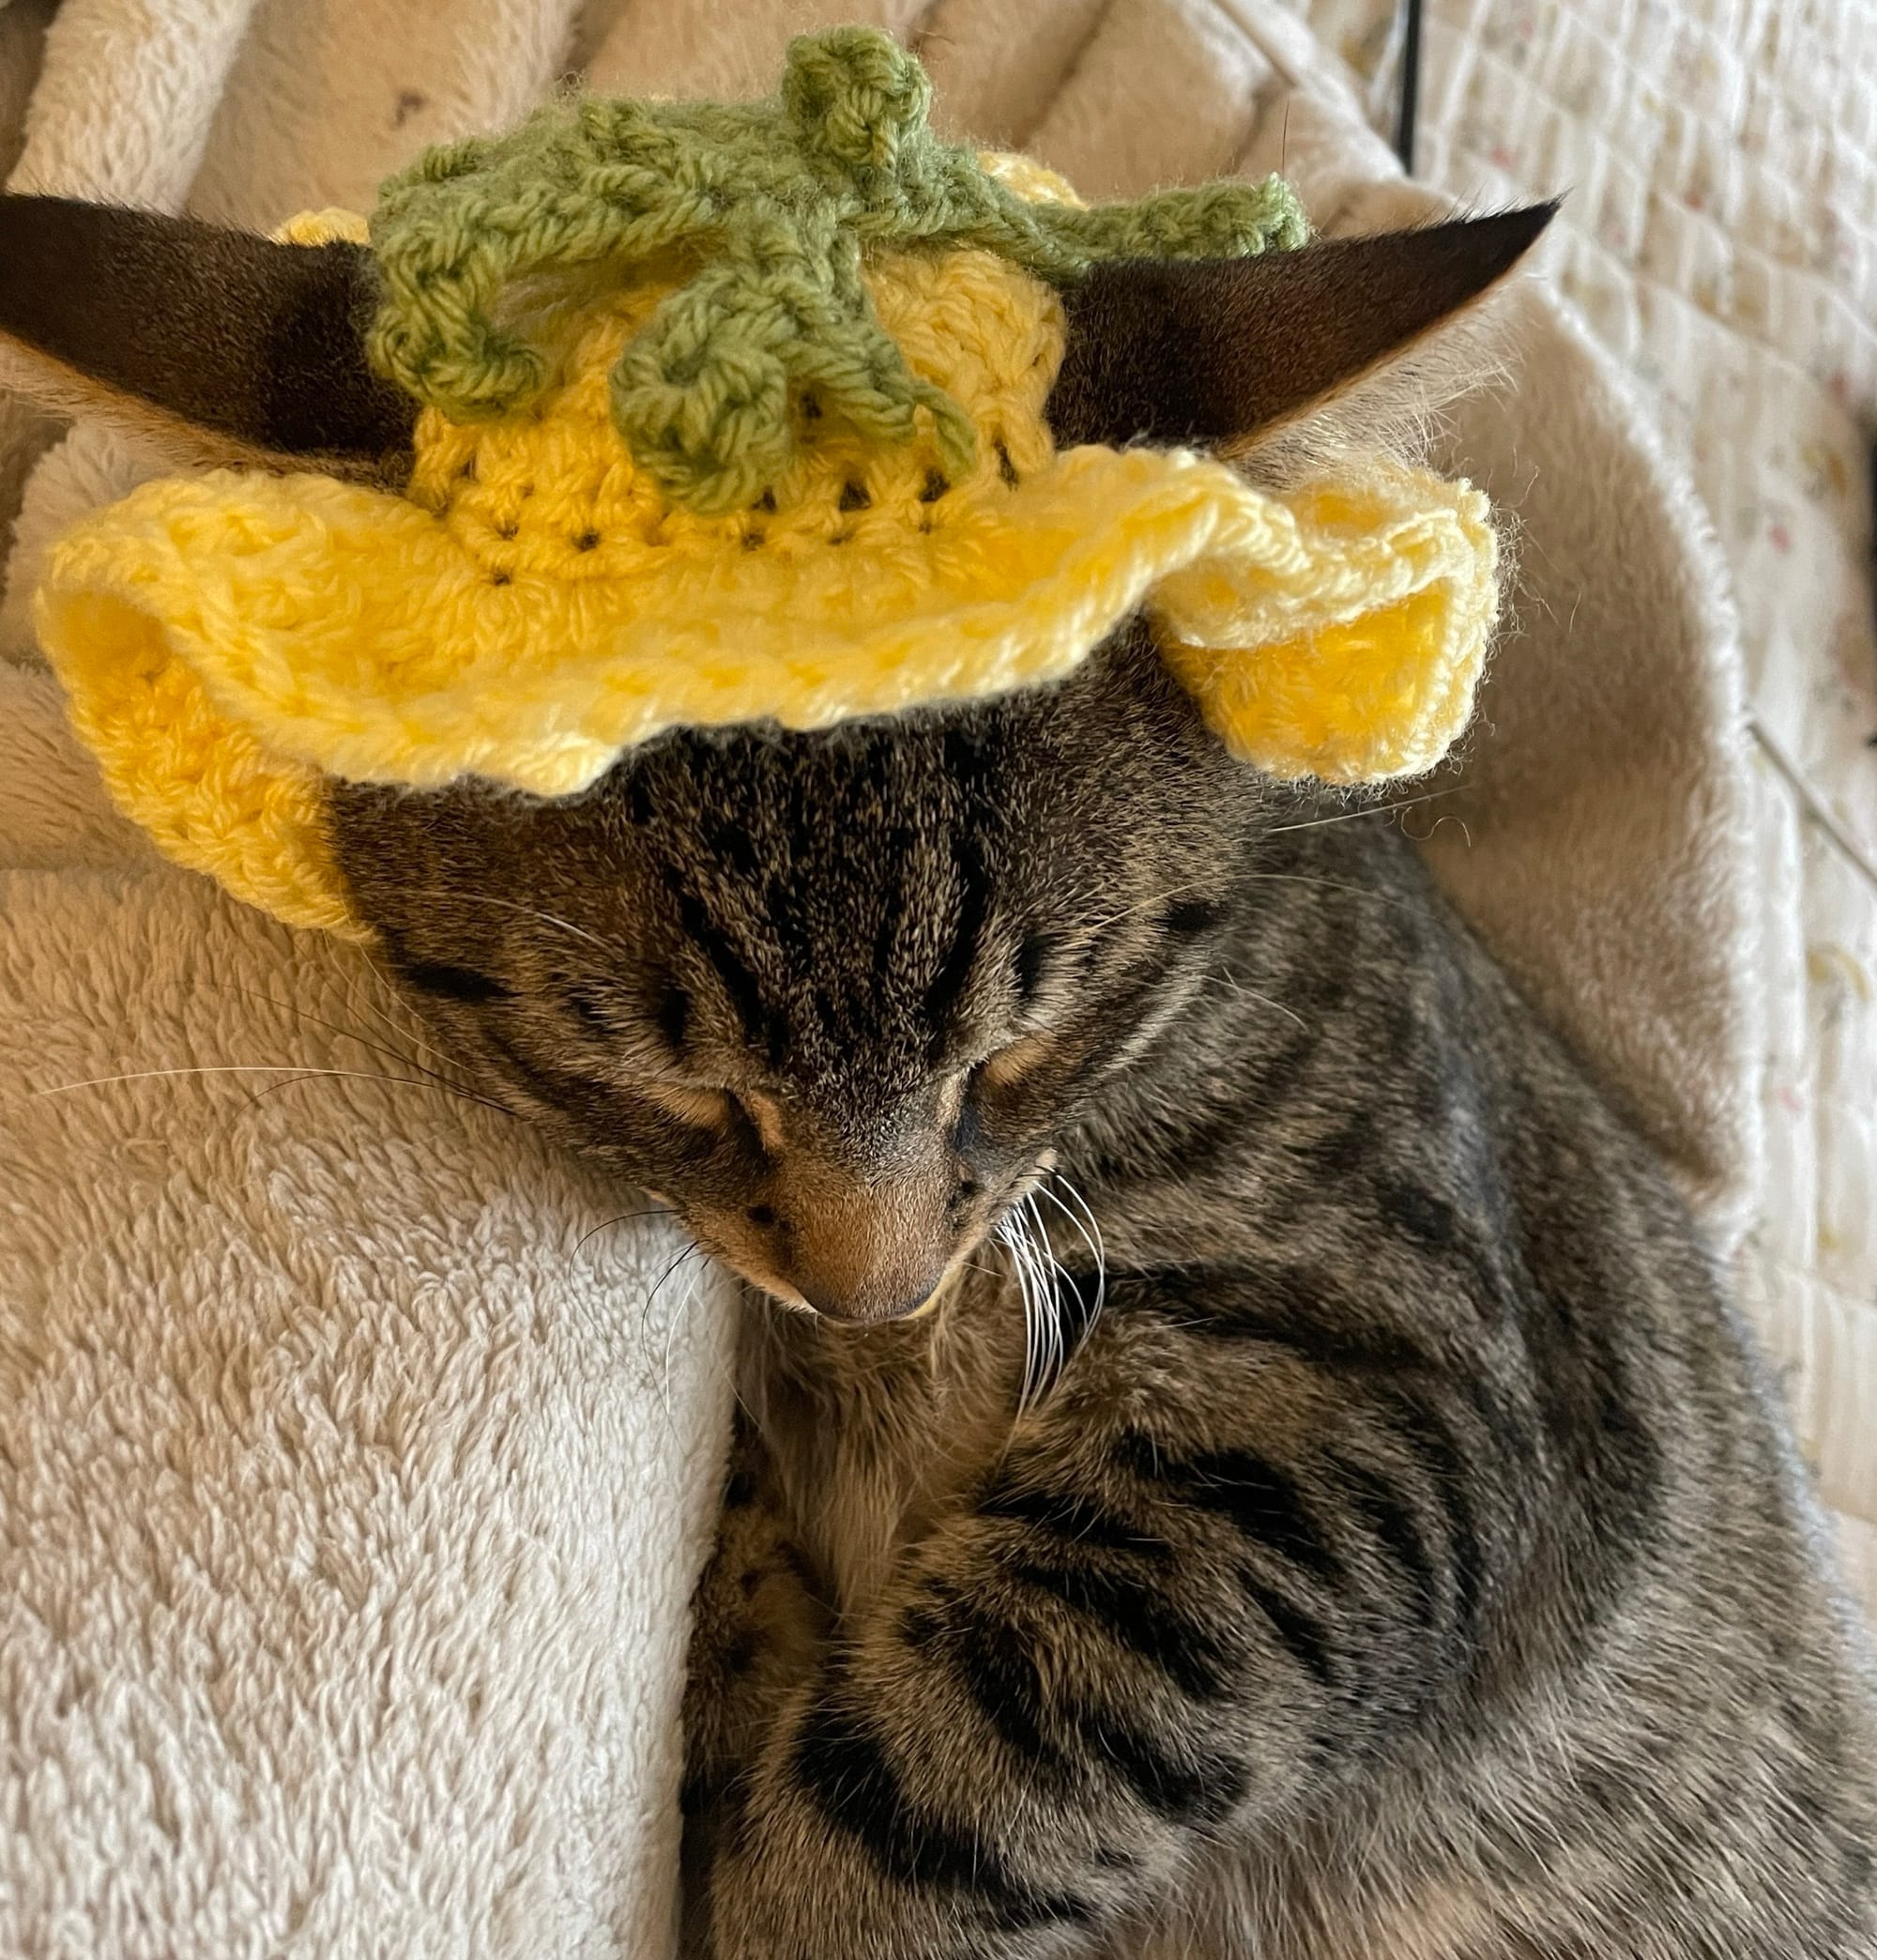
[1109,810,1877,1955]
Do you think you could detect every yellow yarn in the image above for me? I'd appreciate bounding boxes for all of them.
[271,207,371,246]
[36,204,1499,940]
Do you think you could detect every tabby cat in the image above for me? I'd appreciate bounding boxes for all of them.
[2,189,1872,1959]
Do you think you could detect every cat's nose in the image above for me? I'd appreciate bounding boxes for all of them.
[751,1128,976,1325]
[800,1267,948,1325]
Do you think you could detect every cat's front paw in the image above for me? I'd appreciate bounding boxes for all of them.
[687,1522,822,1784]
[682,1455,827,1828]
[681,1465,832,1958]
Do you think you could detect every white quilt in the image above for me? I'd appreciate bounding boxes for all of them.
[0,0,1797,1952]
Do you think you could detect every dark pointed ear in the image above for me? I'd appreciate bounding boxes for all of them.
[0,194,419,479]
[1045,202,1557,450]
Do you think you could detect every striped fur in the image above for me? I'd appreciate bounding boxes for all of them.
[330,623,1877,1958]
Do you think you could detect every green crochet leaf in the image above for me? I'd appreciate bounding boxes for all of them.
[368,25,1307,514]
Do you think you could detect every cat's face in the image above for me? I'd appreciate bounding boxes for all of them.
[329,623,1252,1321]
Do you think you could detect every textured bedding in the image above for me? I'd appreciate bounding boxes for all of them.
[1289,0,1877,1619]
[0,0,1823,1951]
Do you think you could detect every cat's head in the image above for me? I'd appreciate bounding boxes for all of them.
[0,189,1550,1321]
[326,618,1242,1321]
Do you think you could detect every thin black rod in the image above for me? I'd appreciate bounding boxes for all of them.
[1396,0,1425,175]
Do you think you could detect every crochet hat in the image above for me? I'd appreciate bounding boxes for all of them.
[9,30,1534,943]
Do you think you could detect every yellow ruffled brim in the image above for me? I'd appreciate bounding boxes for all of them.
[36,447,1495,938]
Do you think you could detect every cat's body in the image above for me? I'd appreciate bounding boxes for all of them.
[668,737,1877,1960]
[329,628,1877,1958]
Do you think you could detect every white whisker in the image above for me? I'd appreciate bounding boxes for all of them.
[1263,783,1466,835]
[603,1237,721,1454]
[1028,1193,1069,1389]
[34,1063,504,1114]
[1038,1171,1106,1334]
[1213,965,1309,1032]
[353,959,463,1068]
[1239,870,1413,913]
[199,978,518,1118]
[999,1204,1052,1414]
[454,890,621,955]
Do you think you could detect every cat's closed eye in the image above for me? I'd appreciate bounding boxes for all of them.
[560,984,618,1037]
[404,961,512,1005]
[640,1080,741,1133]
[972,1032,1057,1095]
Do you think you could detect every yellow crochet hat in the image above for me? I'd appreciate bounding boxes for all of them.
[33,44,1499,944]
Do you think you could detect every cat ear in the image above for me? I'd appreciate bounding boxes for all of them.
[0,194,418,479]
[1045,203,1557,449]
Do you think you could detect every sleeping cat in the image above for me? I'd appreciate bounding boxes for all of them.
[2,190,1872,1958]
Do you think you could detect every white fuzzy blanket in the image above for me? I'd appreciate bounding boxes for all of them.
[0,1,1760,1953]
[0,656,733,1954]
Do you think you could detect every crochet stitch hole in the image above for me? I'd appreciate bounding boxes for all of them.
[919,469,950,502]
[994,437,1019,486]
[490,570,512,586]
[496,520,519,540]
[754,489,777,513]
[838,481,871,512]
[574,529,601,551]
[742,530,766,550]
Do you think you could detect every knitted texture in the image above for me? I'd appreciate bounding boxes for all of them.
[38,211,1497,940]
[366,26,1305,514]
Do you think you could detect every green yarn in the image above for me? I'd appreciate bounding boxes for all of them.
[368,26,1307,514]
